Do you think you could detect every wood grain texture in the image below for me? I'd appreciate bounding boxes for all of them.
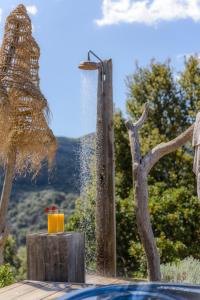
[0,276,134,300]
[27,232,85,283]
[96,59,116,277]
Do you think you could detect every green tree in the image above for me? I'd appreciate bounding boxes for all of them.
[114,111,132,199]
[149,185,200,263]
[126,60,194,188]
[179,55,200,121]
[69,57,200,277]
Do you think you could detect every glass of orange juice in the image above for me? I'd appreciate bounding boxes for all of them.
[46,206,58,234]
[57,209,64,233]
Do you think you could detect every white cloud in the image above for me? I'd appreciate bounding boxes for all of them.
[26,5,38,16]
[96,0,200,26]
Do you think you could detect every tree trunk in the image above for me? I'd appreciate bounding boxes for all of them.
[127,117,161,281]
[134,164,161,281]
[0,150,16,265]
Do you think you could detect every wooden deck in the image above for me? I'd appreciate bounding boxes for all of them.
[0,275,133,300]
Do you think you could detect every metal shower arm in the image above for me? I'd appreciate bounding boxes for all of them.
[88,50,104,69]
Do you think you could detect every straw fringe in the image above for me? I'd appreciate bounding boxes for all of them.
[0,4,57,175]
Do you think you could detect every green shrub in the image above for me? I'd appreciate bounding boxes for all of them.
[66,185,96,271]
[0,264,15,288]
[3,236,26,281]
[4,236,20,270]
[161,257,200,284]
[16,246,26,281]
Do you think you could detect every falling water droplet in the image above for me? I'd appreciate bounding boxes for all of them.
[79,71,97,271]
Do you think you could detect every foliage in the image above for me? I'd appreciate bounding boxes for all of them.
[114,57,200,275]
[179,56,200,121]
[161,257,200,284]
[68,56,200,277]
[116,193,143,277]
[114,111,132,199]
[0,264,15,288]
[0,135,93,286]
[9,190,76,246]
[4,236,20,270]
[126,59,196,188]
[149,185,200,263]
[66,167,96,271]
[68,177,200,277]
[3,236,26,282]
[4,56,200,280]
[2,135,94,246]
[16,247,26,281]
[117,184,200,277]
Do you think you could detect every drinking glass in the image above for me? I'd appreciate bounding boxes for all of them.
[57,209,64,233]
[48,210,58,234]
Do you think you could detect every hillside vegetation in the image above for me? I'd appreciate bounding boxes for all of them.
[5,135,94,245]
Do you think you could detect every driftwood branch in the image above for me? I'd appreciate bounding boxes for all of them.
[126,103,149,164]
[144,124,194,174]
[126,102,195,281]
[134,102,149,128]
[126,103,161,281]
[126,102,149,131]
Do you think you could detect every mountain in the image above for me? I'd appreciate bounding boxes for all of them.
[4,134,95,245]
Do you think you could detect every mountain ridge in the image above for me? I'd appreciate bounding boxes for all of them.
[5,134,95,245]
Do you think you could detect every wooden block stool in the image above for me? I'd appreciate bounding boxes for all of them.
[27,232,85,283]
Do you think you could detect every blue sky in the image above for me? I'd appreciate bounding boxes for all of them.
[1,0,200,137]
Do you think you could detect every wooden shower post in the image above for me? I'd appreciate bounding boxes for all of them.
[96,59,116,276]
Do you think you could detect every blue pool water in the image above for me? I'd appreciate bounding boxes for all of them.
[58,283,200,300]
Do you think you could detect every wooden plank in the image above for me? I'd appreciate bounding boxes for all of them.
[44,285,84,300]
[0,282,25,294]
[0,281,50,300]
[0,281,71,300]
[27,233,46,281]
[15,286,63,300]
[0,275,135,300]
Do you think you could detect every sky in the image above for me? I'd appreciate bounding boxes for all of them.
[0,0,200,138]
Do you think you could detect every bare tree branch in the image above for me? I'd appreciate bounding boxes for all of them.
[134,102,149,128]
[126,102,161,281]
[126,102,149,131]
[126,102,150,166]
[144,124,194,174]
[126,101,195,281]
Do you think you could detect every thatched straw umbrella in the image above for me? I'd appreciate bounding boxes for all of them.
[0,4,57,263]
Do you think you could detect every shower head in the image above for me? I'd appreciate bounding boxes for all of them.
[78,50,103,71]
[78,60,99,71]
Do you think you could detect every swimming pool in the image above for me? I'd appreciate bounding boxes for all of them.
[58,283,200,300]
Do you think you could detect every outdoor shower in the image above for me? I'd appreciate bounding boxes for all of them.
[78,51,116,277]
[79,50,105,93]
[79,50,103,71]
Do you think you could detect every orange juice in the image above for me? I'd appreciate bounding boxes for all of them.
[57,213,64,232]
[48,213,58,233]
